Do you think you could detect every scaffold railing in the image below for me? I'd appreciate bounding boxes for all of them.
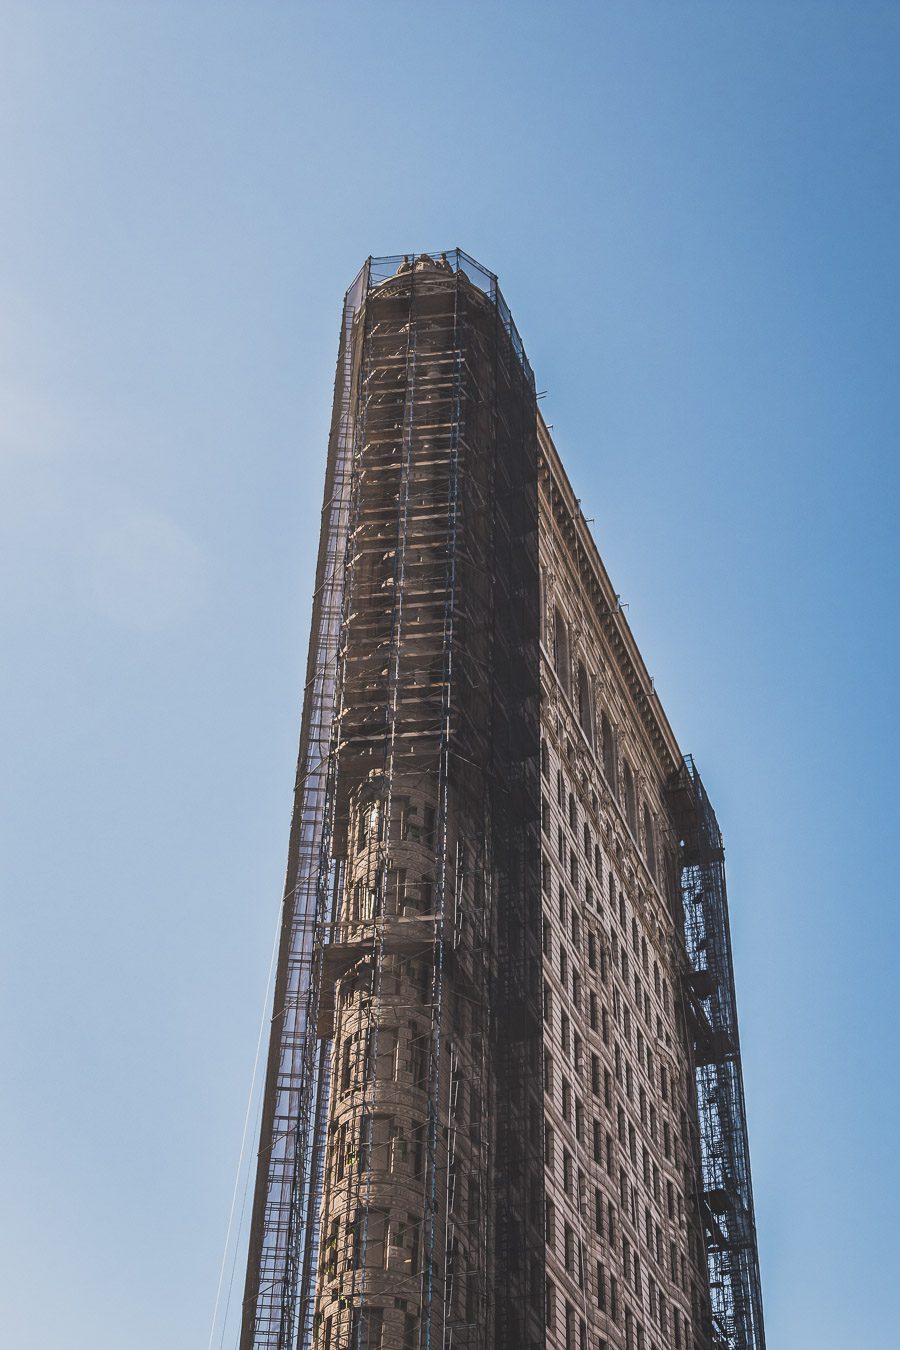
[239,252,541,1350]
[666,757,766,1350]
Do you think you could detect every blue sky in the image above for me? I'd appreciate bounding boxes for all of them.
[1,3,898,1347]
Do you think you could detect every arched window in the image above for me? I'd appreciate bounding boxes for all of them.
[622,760,637,836]
[577,662,593,743]
[643,803,657,877]
[600,709,616,787]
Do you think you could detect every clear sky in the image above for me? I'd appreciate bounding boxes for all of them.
[1,3,897,1347]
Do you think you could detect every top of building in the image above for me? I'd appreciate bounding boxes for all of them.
[347,248,683,773]
[348,248,534,388]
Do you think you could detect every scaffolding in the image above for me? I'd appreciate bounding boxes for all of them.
[665,757,766,1350]
[239,252,543,1350]
[238,262,369,1350]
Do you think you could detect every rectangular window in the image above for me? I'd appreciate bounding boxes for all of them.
[546,1278,556,1331]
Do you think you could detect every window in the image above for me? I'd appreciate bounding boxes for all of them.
[577,662,593,742]
[643,803,656,876]
[341,1035,354,1092]
[352,1207,387,1270]
[622,760,637,836]
[596,1261,607,1311]
[601,709,616,787]
[408,1023,428,1088]
[389,796,409,843]
[358,799,380,848]
[352,1307,383,1350]
[554,608,571,692]
[390,1214,420,1275]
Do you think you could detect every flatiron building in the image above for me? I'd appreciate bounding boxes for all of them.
[237,251,766,1350]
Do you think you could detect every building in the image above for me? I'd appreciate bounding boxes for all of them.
[238,251,766,1350]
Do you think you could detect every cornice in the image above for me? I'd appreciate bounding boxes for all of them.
[536,413,683,778]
